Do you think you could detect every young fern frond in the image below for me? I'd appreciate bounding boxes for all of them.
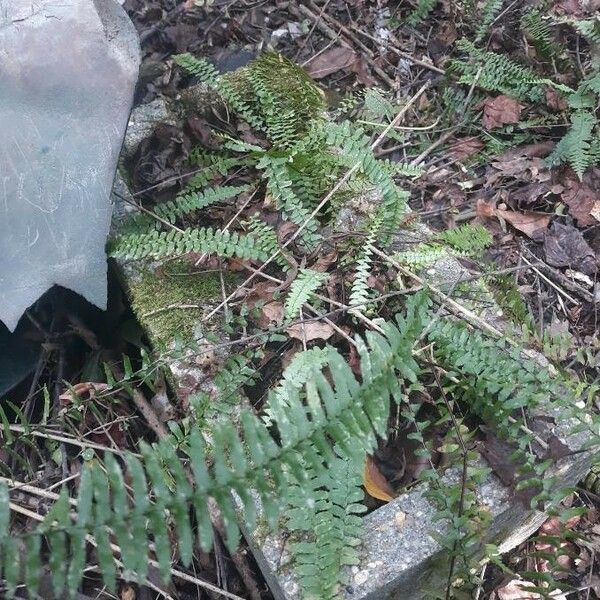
[475,0,504,42]
[349,216,382,312]
[284,269,329,321]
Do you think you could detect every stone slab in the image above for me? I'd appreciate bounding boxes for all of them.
[0,0,139,331]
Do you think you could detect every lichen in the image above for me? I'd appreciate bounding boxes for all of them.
[127,259,230,348]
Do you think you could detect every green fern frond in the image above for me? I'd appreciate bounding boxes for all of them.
[323,121,410,237]
[349,216,382,312]
[243,216,289,269]
[394,244,449,268]
[153,184,249,224]
[284,269,329,321]
[174,53,265,131]
[547,110,598,178]
[574,17,600,45]
[521,9,560,59]
[449,39,545,102]
[286,449,365,600]
[109,227,272,262]
[407,0,439,26]
[435,223,493,255]
[475,0,504,42]
[258,155,321,248]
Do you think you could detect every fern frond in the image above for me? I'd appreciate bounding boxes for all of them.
[521,10,559,59]
[323,121,410,237]
[450,39,545,101]
[475,0,504,42]
[547,110,597,178]
[435,223,493,255]
[349,216,382,312]
[152,185,249,224]
[109,227,272,262]
[284,269,329,321]
[258,156,321,248]
[286,449,365,600]
[243,215,289,269]
[174,53,265,131]
[0,293,432,597]
[407,0,439,26]
[394,244,448,268]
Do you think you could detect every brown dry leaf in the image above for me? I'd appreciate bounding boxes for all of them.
[259,301,284,329]
[476,198,497,218]
[286,321,334,342]
[496,207,551,238]
[448,136,484,161]
[59,382,110,408]
[545,87,568,112]
[544,222,596,274]
[305,46,357,79]
[561,169,600,226]
[363,455,396,502]
[483,95,523,130]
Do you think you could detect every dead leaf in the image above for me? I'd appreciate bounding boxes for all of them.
[561,169,600,226]
[545,87,568,112]
[448,136,484,161]
[305,46,357,79]
[363,455,396,502]
[259,301,284,328]
[544,222,596,274]
[476,198,497,218]
[493,579,541,600]
[493,579,568,600]
[286,321,334,342]
[496,207,551,239]
[483,95,523,130]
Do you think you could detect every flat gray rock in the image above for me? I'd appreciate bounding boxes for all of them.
[0,0,140,331]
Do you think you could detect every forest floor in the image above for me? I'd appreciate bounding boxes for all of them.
[2,0,600,599]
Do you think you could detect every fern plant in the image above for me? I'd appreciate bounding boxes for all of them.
[0,293,432,598]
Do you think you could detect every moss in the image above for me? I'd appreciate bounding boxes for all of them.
[128,260,230,348]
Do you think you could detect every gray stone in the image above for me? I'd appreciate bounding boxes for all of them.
[0,0,140,331]
[121,98,176,160]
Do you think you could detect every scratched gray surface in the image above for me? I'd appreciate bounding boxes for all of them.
[0,0,139,331]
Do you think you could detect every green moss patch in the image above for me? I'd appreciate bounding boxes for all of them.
[128,260,230,348]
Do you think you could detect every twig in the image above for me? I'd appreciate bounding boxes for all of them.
[354,29,446,75]
[293,3,396,89]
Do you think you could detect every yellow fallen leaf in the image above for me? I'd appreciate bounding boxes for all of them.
[363,455,396,502]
